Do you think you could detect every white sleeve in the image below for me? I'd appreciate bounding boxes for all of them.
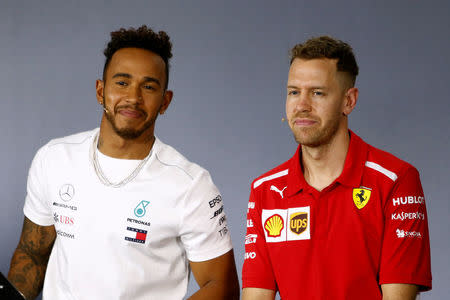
[179,170,233,262]
[23,145,54,226]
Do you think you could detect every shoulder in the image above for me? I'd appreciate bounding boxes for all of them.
[46,129,96,149]
[251,159,290,191]
[153,138,212,183]
[365,143,418,183]
[33,129,96,161]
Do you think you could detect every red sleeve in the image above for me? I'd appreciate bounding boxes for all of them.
[241,188,277,291]
[379,167,432,290]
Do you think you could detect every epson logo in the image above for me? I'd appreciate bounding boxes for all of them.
[209,195,222,208]
[392,196,424,206]
[244,252,256,260]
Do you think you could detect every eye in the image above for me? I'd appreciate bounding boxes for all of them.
[288,90,299,96]
[115,81,127,86]
[313,91,324,96]
[143,85,155,90]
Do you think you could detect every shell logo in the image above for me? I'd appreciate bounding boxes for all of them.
[264,214,284,237]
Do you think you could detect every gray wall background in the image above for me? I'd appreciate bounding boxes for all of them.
[1,0,449,299]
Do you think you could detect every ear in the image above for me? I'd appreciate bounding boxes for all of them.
[95,79,104,105]
[159,90,173,115]
[342,87,358,116]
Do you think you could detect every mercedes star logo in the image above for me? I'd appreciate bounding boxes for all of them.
[59,184,75,202]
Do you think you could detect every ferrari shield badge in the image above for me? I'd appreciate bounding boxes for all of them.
[353,188,371,209]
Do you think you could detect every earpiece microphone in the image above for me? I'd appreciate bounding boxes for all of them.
[282,117,286,122]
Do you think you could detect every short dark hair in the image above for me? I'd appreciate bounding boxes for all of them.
[102,25,173,89]
[290,36,359,87]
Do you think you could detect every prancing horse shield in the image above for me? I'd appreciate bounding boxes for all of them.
[353,188,371,209]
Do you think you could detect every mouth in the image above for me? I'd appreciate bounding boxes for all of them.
[117,107,145,119]
[293,118,318,127]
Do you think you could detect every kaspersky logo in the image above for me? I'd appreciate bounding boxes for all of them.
[264,214,284,237]
[134,200,150,218]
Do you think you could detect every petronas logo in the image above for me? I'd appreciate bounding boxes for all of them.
[134,200,150,218]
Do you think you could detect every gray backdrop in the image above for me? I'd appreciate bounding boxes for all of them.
[1,0,449,299]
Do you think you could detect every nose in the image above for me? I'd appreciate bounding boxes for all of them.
[126,85,143,103]
[293,93,312,113]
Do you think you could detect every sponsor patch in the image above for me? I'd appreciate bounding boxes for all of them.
[396,228,422,238]
[59,184,75,202]
[391,211,425,221]
[392,196,424,206]
[262,207,311,243]
[247,202,255,212]
[53,202,77,211]
[290,213,308,235]
[134,200,150,218]
[127,218,151,227]
[264,214,284,237]
[219,215,227,226]
[245,234,257,245]
[287,207,310,241]
[270,185,287,199]
[209,195,222,208]
[244,252,256,260]
[210,205,224,219]
[125,227,147,244]
[247,219,254,228]
[353,188,371,209]
[218,226,228,237]
[56,230,75,239]
[53,213,74,225]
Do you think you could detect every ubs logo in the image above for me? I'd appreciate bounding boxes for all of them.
[290,212,308,235]
[59,184,75,202]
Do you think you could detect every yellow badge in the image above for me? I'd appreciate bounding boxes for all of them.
[353,188,371,209]
[264,214,284,237]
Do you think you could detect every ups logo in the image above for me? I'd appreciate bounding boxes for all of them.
[290,212,308,235]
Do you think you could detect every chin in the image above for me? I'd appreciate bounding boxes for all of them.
[293,130,327,147]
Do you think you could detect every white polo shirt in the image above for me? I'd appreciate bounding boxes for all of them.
[24,129,232,300]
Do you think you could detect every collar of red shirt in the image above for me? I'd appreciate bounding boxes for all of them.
[285,130,369,197]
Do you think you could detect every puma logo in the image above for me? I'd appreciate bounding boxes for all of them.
[270,185,287,199]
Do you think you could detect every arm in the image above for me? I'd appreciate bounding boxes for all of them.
[381,283,419,300]
[188,250,240,300]
[379,167,431,291]
[189,250,239,300]
[242,287,276,300]
[8,216,56,300]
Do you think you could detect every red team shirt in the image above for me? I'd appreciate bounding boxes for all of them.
[242,131,431,299]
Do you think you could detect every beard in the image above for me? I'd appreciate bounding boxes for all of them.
[103,100,159,140]
[292,113,342,147]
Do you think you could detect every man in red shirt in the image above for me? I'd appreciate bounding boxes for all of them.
[242,36,431,300]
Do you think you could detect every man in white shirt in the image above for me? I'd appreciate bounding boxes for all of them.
[8,25,239,300]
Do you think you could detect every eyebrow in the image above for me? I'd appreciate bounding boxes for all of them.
[112,73,161,87]
[287,85,326,90]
